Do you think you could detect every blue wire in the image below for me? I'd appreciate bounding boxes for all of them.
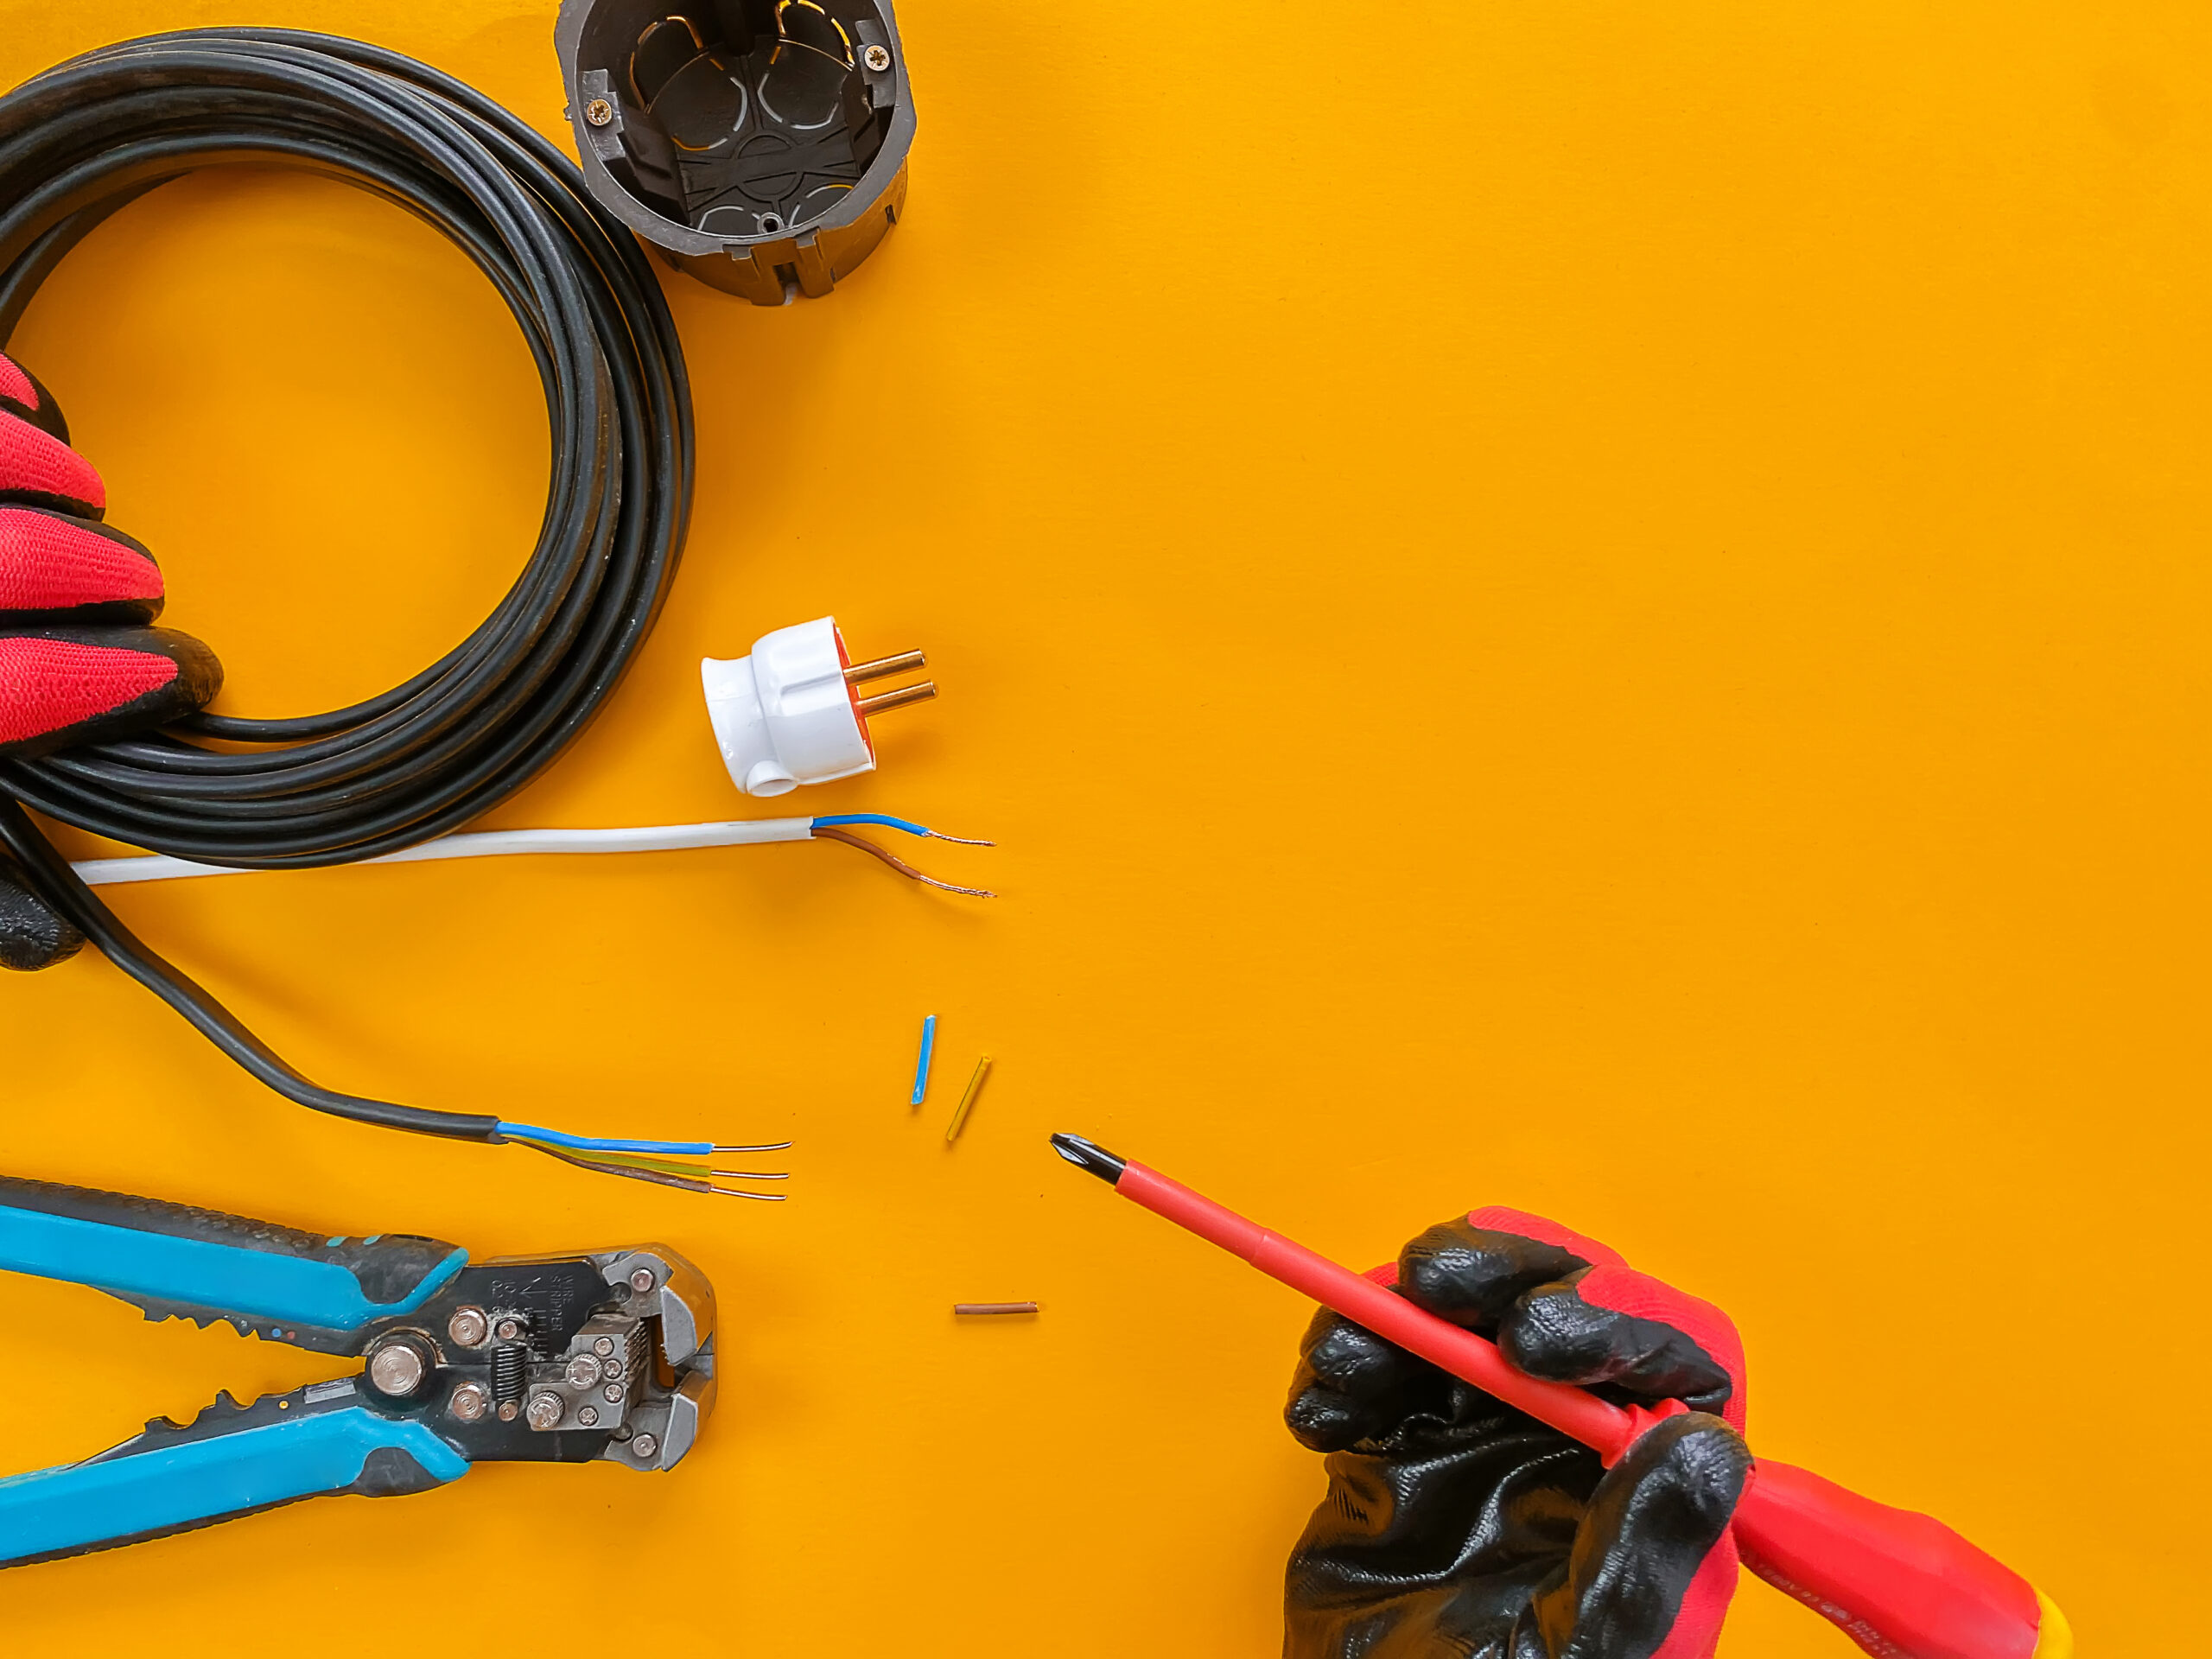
[911,1014,938,1106]
[497,1122,714,1156]
[812,813,933,838]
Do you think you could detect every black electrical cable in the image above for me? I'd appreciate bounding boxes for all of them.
[0,30,694,1143]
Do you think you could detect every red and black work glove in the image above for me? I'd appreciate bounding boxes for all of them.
[1284,1208,1750,1659]
[0,348,221,970]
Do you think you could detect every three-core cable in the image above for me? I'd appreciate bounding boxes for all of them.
[0,30,758,1179]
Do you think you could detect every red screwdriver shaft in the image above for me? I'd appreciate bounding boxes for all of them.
[1052,1135,2066,1659]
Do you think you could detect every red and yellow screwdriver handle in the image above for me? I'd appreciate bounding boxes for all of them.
[1116,1157,2074,1659]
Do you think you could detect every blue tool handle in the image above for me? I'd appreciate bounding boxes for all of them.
[0,1174,465,1350]
[0,1387,470,1568]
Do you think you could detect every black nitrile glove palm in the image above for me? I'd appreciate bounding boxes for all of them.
[0,347,222,969]
[1284,1207,1752,1659]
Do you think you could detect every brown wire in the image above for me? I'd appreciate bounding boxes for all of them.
[811,827,995,897]
[519,1140,787,1198]
[522,1140,710,1192]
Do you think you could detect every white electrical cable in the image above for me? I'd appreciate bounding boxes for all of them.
[72,818,818,887]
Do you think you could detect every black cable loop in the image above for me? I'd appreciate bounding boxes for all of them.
[0,29,695,1139]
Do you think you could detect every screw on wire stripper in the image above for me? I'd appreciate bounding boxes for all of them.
[0,1175,717,1567]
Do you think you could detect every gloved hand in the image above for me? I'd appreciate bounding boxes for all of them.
[1284,1207,1751,1659]
[0,347,222,969]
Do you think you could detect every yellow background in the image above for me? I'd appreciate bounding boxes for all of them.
[0,1,2198,1649]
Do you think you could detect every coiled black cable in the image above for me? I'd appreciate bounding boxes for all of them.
[0,30,694,1142]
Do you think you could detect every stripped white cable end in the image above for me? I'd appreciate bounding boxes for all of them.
[73,818,817,887]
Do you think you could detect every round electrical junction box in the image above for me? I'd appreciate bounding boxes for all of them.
[554,0,913,303]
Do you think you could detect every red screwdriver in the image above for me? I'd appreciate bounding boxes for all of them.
[1051,1133,2070,1659]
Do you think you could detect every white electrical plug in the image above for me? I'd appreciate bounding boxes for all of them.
[701,617,937,797]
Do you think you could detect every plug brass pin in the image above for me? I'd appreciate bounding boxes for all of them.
[855,680,938,718]
[843,649,927,685]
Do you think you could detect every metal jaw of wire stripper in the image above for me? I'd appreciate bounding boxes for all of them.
[0,1174,716,1567]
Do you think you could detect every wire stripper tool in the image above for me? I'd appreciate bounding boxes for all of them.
[0,1174,715,1567]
